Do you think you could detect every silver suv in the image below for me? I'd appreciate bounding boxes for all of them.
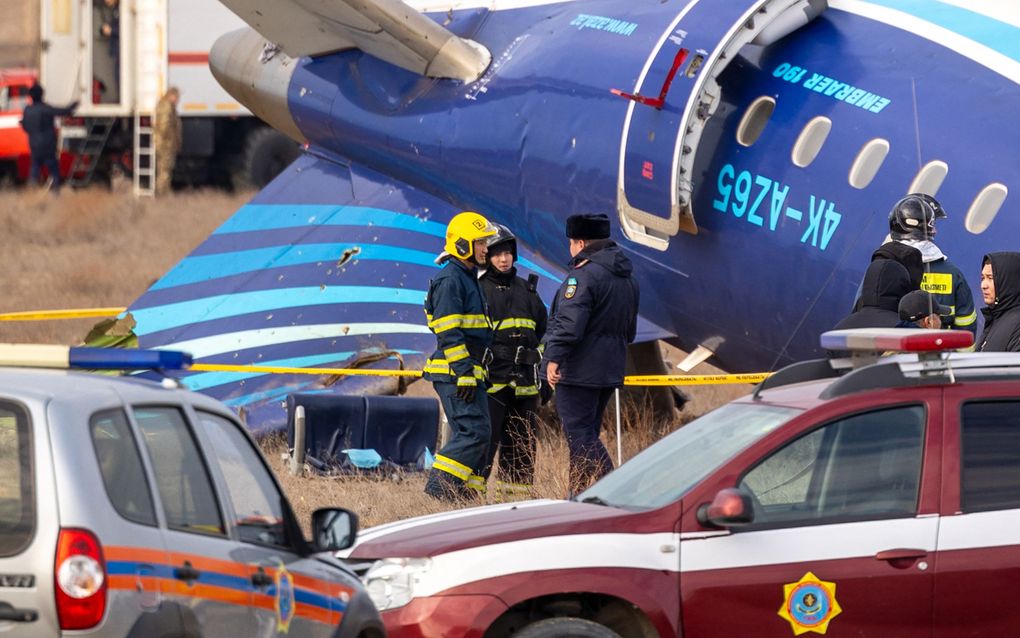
[0,350,383,637]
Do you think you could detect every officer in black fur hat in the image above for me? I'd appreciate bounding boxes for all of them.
[542,213,639,494]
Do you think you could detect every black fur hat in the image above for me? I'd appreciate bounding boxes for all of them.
[565,213,610,240]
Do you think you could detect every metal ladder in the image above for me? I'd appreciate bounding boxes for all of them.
[133,113,155,196]
[132,0,166,197]
[67,118,114,188]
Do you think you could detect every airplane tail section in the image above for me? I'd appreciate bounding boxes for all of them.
[126,151,565,432]
[217,0,491,81]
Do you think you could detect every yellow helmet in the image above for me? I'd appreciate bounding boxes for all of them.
[445,211,496,260]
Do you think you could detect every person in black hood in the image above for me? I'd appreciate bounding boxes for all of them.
[977,252,1020,352]
[543,213,639,494]
[478,224,547,498]
[852,242,924,312]
[835,259,913,329]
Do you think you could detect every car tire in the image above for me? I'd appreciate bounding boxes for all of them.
[515,618,622,638]
[232,126,301,190]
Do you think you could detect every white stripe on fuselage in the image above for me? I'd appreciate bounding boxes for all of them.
[831,0,1020,84]
[934,0,1020,30]
[154,322,431,359]
[0,115,22,129]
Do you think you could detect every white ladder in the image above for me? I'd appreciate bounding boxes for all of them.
[132,0,166,196]
[133,113,156,197]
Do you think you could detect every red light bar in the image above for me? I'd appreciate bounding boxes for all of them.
[821,328,974,353]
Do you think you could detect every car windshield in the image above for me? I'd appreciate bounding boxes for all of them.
[577,402,801,510]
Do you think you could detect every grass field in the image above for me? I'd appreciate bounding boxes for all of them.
[0,187,751,530]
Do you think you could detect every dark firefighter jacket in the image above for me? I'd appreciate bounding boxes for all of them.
[978,252,1020,353]
[20,101,76,156]
[480,266,547,397]
[423,258,492,386]
[922,257,977,334]
[542,240,639,388]
[835,259,913,330]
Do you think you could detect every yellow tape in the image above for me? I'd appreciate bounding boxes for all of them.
[0,308,127,321]
[190,364,768,386]
[624,373,771,386]
[190,363,422,378]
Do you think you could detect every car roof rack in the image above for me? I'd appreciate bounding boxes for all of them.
[752,329,1019,400]
[752,358,841,400]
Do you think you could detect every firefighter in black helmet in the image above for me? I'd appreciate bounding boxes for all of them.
[478,224,547,498]
[888,193,977,335]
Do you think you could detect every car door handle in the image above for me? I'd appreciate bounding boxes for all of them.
[173,561,201,583]
[0,602,38,622]
[250,568,273,588]
[875,548,927,562]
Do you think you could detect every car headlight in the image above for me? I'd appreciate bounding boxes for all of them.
[363,558,432,611]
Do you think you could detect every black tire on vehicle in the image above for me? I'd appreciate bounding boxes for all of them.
[514,618,622,638]
[233,126,301,190]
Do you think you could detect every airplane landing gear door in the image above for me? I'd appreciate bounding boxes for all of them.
[617,0,826,250]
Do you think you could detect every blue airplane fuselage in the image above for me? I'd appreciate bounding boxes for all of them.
[281,0,1019,371]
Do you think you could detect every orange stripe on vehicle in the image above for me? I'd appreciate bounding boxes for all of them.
[168,552,250,579]
[168,52,209,64]
[105,546,168,564]
[108,574,161,591]
[295,601,333,624]
[168,581,250,607]
[252,591,276,611]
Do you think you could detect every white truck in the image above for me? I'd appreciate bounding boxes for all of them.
[39,0,299,194]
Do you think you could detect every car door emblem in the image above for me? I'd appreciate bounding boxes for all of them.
[777,571,842,635]
[275,564,296,633]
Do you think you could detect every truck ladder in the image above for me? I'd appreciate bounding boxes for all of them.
[133,113,155,196]
[67,118,114,188]
[132,0,167,197]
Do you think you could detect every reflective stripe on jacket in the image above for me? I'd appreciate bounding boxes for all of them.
[423,259,492,385]
[480,266,547,394]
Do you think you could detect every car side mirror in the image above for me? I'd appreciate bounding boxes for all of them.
[311,508,359,552]
[696,487,754,528]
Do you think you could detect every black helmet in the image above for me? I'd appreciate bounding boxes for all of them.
[888,193,947,240]
[486,223,517,261]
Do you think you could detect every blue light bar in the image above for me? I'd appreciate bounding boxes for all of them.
[821,328,974,353]
[69,347,192,370]
[0,345,192,370]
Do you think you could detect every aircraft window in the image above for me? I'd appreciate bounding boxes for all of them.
[908,160,949,196]
[964,183,1008,234]
[791,116,831,168]
[736,96,775,147]
[848,138,890,189]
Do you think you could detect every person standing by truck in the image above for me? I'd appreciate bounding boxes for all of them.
[19,84,77,192]
[154,87,181,195]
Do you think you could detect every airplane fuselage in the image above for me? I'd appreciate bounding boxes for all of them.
[271,0,1018,371]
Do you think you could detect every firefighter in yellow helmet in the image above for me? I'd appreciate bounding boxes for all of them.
[423,211,497,500]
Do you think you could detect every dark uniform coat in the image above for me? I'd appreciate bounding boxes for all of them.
[922,257,977,334]
[543,240,639,388]
[835,259,913,330]
[480,266,547,397]
[978,252,1020,353]
[20,101,74,157]
[423,259,492,387]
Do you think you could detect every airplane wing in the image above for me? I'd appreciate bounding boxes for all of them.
[125,152,667,432]
[217,0,491,81]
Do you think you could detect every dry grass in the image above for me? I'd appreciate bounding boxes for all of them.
[0,187,249,344]
[0,187,754,533]
[270,390,748,531]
